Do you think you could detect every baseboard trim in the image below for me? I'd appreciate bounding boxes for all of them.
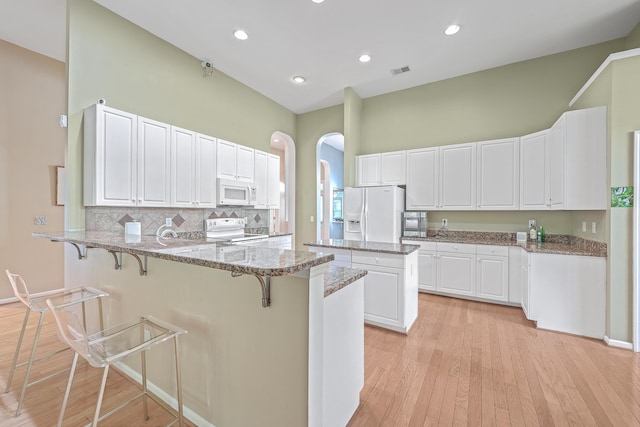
[604,335,633,350]
[115,361,215,427]
[0,297,18,305]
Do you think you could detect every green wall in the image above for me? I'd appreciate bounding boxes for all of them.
[625,20,640,49]
[67,0,295,229]
[295,104,344,248]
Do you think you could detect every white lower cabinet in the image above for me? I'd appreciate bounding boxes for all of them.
[436,243,476,297]
[527,252,605,338]
[306,245,418,334]
[403,240,512,304]
[417,248,437,292]
[352,250,418,334]
[476,245,509,302]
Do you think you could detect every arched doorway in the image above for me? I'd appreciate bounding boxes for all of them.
[271,131,296,246]
[316,133,344,241]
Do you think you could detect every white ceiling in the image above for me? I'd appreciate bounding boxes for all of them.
[3,0,640,114]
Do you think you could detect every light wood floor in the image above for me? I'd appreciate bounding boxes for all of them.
[348,293,640,426]
[0,302,195,427]
[2,295,640,426]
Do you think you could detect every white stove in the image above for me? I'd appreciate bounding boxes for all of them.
[205,218,268,243]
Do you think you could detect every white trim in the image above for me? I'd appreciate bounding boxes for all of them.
[604,335,633,351]
[633,131,640,352]
[0,296,18,305]
[569,48,640,107]
[114,361,215,427]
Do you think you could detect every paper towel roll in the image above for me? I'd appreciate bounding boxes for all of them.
[125,221,141,236]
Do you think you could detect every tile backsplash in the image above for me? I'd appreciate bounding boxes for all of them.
[85,207,270,235]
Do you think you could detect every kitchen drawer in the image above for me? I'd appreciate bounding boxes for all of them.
[402,240,436,252]
[476,245,509,257]
[352,251,404,269]
[436,242,476,254]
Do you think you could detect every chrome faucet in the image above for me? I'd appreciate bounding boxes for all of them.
[155,224,178,239]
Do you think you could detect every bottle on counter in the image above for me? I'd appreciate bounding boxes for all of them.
[529,222,537,241]
[540,226,545,242]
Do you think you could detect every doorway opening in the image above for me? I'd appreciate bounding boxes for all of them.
[316,133,344,242]
[271,131,296,246]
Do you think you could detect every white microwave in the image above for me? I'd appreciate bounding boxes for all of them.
[217,178,256,206]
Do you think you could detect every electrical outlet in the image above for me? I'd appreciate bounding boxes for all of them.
[165,217,173,227]
[528,218,536,229]
[34,216,47,226]
[592,222,597,234]
[582,221,587,232]
[442,218,448,227]
[310,215,314,222]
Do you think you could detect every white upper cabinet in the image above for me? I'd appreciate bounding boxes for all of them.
[476,138,519,210]
[356,151,406,186]
[520,129,549,210]
[194,134,218,208]
[84,104,138,206]
[548,117,565,209]
[137,116,171,207]
[440,143,476,210]
[267,153,280,209]
[171,127,217,208]
[560,106,607,210]
[356,154,380,187]
[84,105,171,207]
[406,148,439,210]
[380,151,406,185]
[217,139,254,182]
[254,150,281,209]
[171,126,196,207]
[520,106,607,211]
[254,150,269,208]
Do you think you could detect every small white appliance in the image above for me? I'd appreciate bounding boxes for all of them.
[216,178,256,206]
[343,186,405,243]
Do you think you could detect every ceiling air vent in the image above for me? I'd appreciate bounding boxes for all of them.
[391,66,411,76]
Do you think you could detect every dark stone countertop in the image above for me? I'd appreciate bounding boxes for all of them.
[34,231,333,276]
[304,239,420,255]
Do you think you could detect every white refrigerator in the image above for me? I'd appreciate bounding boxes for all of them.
[344,186,405,243]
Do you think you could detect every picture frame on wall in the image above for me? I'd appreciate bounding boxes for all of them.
[56,166,66,206]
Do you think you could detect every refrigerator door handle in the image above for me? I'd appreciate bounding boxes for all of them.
[362,201,368,241]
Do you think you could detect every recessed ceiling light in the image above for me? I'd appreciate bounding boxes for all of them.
[312,0,325,3]
[233,29,249,40]
[358,54,372,63]
[292,76,306,84]
[444,24,461,36]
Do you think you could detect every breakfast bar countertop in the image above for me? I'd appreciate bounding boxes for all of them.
[33,230,334,276]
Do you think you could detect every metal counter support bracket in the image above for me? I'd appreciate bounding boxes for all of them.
[108,251,123,270]
[106,251,147,276]
[128,253,147,276]
[62,242,87,260]
[231,272,271,308]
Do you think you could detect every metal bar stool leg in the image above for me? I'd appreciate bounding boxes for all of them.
[15,311,46,416]
[141,343,149,420]
[92,366,110,427]
[5,308,30,393]
[57,352,79,427]
[174,336,184,427]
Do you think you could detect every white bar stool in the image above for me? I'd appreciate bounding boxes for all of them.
[47,298,187,427]
[4,269,108,417]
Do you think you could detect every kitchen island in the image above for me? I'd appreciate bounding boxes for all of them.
[305,239,420,334]
[34,231,365,427]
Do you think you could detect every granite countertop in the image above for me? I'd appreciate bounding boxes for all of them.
[33,231,333,276]
[324,266,368,297]
[401,231,607,257]
[304,239,420,255]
